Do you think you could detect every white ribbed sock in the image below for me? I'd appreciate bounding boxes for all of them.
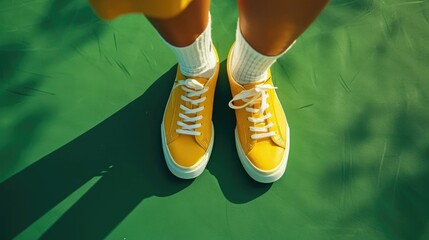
[163,14,216,79]
[230,22,294,85]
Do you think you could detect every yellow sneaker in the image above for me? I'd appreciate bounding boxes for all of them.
[226,46,290,183]
[161,48,219,179]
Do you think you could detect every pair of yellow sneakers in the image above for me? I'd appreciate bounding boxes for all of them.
[161,46,290,183]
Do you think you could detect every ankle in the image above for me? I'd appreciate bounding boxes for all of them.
[163,13,217,79]
[230,21,294,85]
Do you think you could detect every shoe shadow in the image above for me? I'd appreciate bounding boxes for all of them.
[207,60,272,204]
[0,66,193,239]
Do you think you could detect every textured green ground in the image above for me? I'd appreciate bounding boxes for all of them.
[1,0,429,239]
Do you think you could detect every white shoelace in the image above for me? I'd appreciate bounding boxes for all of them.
[228,84,277,140]
[175,79,209,136]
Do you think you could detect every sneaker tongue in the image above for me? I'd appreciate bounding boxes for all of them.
[187,76,209,87]
[237,79,272,140]
[183,76,208,110]
[241,80,268,118]
[241,79,267,90]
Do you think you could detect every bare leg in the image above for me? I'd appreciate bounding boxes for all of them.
[154,0,219,179]
[227,0,330,183]
[147,0,210,47]
[238,0,329,56]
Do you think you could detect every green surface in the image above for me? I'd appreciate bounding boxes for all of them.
[1,0,429,239]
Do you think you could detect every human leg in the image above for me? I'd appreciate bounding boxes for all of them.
[147,0,216,79]
[238,0,329,56]
[147,0,210,47]
[150,0,219,179]
[228,0,329,182]
[232,0,329,84]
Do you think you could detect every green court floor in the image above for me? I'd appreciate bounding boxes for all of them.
[1,0,429,239]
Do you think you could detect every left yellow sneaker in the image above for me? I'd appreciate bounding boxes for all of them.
[227,47,290,183]
[161,48,219,179]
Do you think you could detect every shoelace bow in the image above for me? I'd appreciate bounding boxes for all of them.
[228,83,277,140]
[175,78,208,136]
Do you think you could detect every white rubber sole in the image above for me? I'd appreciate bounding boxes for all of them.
[234,126,290,183]
[161,122,214,179]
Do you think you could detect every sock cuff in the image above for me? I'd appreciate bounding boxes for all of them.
[234,19,295,59]
[233,23,278,64]
[231,20,295,84]
[163,13,216,77]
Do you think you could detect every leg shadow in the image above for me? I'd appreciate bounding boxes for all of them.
[0,66,193,239]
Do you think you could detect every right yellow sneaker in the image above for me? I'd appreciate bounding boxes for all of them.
[227,46,290,183]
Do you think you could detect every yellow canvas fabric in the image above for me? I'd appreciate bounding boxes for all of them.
[89,0,193,20]
[227,45,289,173]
